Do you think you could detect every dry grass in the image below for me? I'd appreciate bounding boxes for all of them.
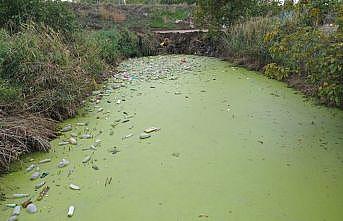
[0,114,57,171]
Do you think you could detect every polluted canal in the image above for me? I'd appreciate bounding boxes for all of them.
[1,55,343,221]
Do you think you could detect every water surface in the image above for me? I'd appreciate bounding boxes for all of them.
[1,55,342,221]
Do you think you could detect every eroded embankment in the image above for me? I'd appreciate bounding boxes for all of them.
[1,55,343,221]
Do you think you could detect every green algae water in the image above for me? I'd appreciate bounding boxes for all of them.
[1,55,343,221]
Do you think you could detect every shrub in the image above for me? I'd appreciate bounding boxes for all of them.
[223,16,278,69]
[264,63,290,80]
[0,0,78,34]
[0,24,95,120]
[90,28,139,64]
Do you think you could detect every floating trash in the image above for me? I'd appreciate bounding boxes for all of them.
[40,172,49,178]
[97,107,104,112]
[7,215,18,221]
[26,203,37,214]
[58,159,70,168]
[70,133,77,137]
[5,204,17,208]
[59,141,69,146]
[67,206,75,217]
[82,156,91,163]
[144,127,160,133]
[30,172,40,180]
[12,206,20,216]
[69,137,77,145]
[109,147,120,155]
[37,186,50,201]
[69,184,80,190]
[39,159,51,164]
[80,134,92,139]
[172,152,180,158]
[122,133,133,139]
[92,165,99,170]
[139,133,151,139]
[13,194,29,198]
[26,164,35,173]
[21,199,32,208]
[76,122,87,126]
[35,181,46,189]
[61,125,72,132]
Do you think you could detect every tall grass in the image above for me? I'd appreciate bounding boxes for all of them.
[223,16,278,69]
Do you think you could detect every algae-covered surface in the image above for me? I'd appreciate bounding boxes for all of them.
[1,55,343,221]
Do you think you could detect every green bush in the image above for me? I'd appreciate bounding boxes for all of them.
[0,24,95,119]
[0,79,22,110]
[265,9,343,106]
[89,28,139,64]
[264,63,290,80]
[0,0,78,34]
[223,16,277,68]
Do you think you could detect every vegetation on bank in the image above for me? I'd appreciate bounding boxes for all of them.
[0,0,157,170]
[196,0,342,107]
[73,3,194,30]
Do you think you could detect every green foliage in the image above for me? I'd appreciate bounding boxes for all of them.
[264,63,290,80]
[223,16,277,67]
[264,2,343,107]
[0,24,95,119]
[0,79,22,110]
[89,28,139,64]
[0,0,78,34]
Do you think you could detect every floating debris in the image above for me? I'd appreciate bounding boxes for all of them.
[122,133,133,139]
[59,141,69,146]
[35,181,46,189]
[67,206,75,217]
[7,215,18,221]
[61,125,72,132]
[40,172,49,178]
[82,155,91,163]
[92,165,99,170]
[12,206,21,216]
[69,137,77,145]
[172,152,180,158]
[144,127,160,133]
[26,164,36,173]
[58,159,70,168]
[37,186,50,201]
[21,199,32,208]
[76,122,87,126]
[39,159,51,164]
[69,184,80,190]
[30,172,40,180]
[198,213,209,218]
[26,203,37,214]
[122,119,130,123]
[94,139,102,147]
[97,107,104,112]
[80,134,92,139]
[109,147,120,155]
[139,133,151,139]
[13,194,29,198]
[174,92,182,95]
[5,204,17,208]
[70,133,78,137]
